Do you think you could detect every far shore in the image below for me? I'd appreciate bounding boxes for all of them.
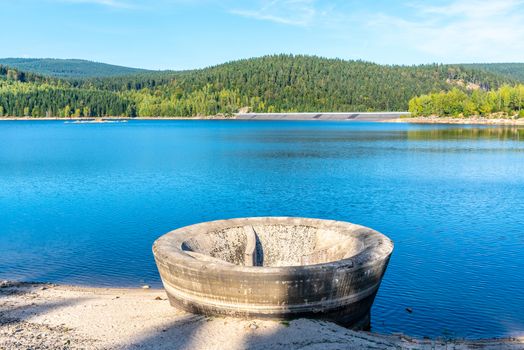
[391,116,524,125]
[1,115,524,125]
[0,116,233,121]
[1,281,522,350]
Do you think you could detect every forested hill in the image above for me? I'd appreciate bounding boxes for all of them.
[0,55,521,117]
[462,63,524,83]
[0,58,151,78]
[72,55,516,114]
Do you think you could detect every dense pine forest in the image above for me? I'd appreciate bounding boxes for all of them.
[0,66,134,118]
[0,58,150,78]
[0,55,522,118]
[463,63,524,84]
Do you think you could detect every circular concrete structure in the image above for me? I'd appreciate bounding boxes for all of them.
[153,217,393,328]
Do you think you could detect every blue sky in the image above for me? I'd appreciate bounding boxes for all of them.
[2,0,524,69]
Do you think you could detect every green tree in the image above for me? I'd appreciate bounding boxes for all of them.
[463,100,477,116]
[409,84,524,118]
[63,105,71,118]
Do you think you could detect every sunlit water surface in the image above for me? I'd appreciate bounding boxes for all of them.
[1,120,523,339]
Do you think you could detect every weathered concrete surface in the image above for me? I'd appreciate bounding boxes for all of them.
[153,217,394,328]
[235,112,409,121]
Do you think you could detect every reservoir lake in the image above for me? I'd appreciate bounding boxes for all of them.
[0,120,523,339]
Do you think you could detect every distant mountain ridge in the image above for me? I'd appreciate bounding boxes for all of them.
[0,58,151,78]
[1,57,524,83]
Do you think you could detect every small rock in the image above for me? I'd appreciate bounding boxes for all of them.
[40,286,47,291]
[400,335,412,342]
[154,296,162,300]
[142,285,150,289]
[405,307,413,313]
[249,323,258,330]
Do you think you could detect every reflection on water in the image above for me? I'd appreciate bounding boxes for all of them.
[407,126,523,141]
[0,120,523,339]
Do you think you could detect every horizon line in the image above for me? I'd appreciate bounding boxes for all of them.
[1,55,523,72]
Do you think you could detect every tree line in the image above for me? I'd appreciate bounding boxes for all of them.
[408,85,524,118]
[0,55,519,118]
[0,67,134,117]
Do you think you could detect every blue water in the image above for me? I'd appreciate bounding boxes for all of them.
[1,120,523,339]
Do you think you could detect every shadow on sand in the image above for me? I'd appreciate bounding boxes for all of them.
[122,313,524,350]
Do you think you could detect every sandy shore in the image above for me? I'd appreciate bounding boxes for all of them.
[391,116,524,125]
[0,282,522,350]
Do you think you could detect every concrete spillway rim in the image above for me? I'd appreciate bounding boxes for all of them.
[152,216,394,273]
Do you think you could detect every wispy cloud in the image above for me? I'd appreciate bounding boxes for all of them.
[368,0,524,62]
[411,0,523,17]
[230,0,318,26]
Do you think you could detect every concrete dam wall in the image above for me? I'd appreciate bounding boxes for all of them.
[236,112,408,121]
